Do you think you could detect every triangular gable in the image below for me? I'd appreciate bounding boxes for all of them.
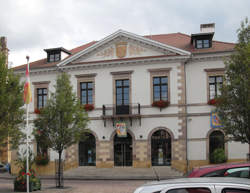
[57,29,191,67]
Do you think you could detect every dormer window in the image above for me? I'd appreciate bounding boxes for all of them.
[44,47,71,63]
[191,23,215,49]
[49,52,60,62]
[196,39,210,49]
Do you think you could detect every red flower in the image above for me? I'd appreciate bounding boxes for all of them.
[82,104,94,111]
[34,108,41,114]
[21,172,25,176]
[208,98,220,105]
[152,100,169,108]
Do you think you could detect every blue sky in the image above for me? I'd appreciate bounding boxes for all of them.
[1,0,250,67]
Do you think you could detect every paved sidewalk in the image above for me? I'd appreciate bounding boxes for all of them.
[0,166,183,180]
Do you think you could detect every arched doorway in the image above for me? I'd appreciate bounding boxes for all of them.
[209,130,225,162]
[79,133,96,166]
[114,133,132,166]
[151,130,171,166]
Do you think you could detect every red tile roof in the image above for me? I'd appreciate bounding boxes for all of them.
[14,33,235,71]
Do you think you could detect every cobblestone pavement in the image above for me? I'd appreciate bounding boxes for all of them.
[0,179,148,193]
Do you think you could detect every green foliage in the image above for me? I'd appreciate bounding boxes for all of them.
[34,72,89,153]
[34,154,49,166]
[14,149,41,191]
[210,148,227,164]
[216,18,250,145]
[0,52,24,150]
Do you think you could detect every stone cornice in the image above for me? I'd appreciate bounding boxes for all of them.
[75,73,97,78]
[191,51,232,62]
[110,70,134,75]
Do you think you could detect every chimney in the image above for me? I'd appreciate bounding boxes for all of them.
[200,23,215,33]
[0,37,8,67]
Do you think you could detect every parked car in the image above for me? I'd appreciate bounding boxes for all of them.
[188,162,250,178]
[0,162,7,173]
[133,177,250,193]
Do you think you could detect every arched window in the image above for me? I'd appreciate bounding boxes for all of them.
[79,133,96,166]
[209,130,225,162]
[151,130,171,166]
[114,133,132,166]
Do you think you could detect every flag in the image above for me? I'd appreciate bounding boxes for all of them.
[23,58,32,104]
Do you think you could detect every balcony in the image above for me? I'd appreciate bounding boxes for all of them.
[102,103,141,127]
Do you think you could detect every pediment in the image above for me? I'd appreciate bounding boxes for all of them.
[58,30,190,67]
[74,39,174,63]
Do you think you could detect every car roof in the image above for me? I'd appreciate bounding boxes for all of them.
[190,162,250,176]
[144,177,250,187]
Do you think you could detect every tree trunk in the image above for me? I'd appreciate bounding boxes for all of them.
[58,150,62,188]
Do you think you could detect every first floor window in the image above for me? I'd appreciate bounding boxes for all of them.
[37,88,47,108]
[209,75,223,99]
[80,82,93,104]
[153,76,168,101]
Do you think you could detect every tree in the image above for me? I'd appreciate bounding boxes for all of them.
[34,72,89,188]
[0,52,24,158]
[216,18,250,149]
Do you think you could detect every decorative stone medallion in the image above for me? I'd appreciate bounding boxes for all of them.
[116,42,127,58]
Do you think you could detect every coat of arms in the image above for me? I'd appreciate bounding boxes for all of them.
[115,42,127,58]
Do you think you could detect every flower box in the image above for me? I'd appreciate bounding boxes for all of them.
[207,98,220,105]
[34,108,41,114]
[35,154,49,166]
[14,169,41,192]
[152,100,170,108]
[82,104,94,111]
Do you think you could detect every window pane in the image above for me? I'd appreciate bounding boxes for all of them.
[216,76,223,83]
[43,88,47,94]
[154,92,160,98]
[116,94,122,100]
[38,88,42,94]
[123,80,129,86]
[124,87,129,94]
[153,77,160,84]
[209,77,215,83]
[116,80,122,87]
[117,88,122,94]
[55,54,60,61]
[88,90,92,96]
[161,85,167,92]
[81,83,86,89]
[161,77,168,84]
[81,90,86,97]
[197,40,203,48]
[154,86,160,92]
[168,188,211,193]
[124,93,129,100]
[223,188,250,193]
[88,82,93,88]
[49,54,54,62]
[44,96,47,105]
[124,99,129,105]
[161,91,167,99]
[88,98,93,104]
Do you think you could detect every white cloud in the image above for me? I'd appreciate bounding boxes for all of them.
[0,0,249,66]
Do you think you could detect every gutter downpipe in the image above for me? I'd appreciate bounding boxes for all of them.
[184,54,192,174]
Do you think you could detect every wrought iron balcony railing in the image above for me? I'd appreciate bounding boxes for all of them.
[102,103,141,127]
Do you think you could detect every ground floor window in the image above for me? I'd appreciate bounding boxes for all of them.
[79,133,96,166]
[209,130,225,163]
[114,133,132,166]
[151,130,171,166]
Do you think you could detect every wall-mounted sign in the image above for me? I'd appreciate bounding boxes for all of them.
[210,112,223,128]
[116,122,127,137]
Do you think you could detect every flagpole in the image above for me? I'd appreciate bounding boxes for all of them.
[26,56,30,193]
